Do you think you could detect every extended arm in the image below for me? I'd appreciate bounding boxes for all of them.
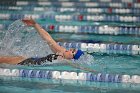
[22,18,66,53]
[33,23,66,53]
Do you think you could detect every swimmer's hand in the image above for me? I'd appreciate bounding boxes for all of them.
[22,17,36,26]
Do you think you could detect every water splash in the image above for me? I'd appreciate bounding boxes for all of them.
[69,53,96,72]
[73,53,95,65]
[0,20,52,57]
[0,20,97,72]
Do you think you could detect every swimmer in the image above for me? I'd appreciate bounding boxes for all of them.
[0,17,84,65]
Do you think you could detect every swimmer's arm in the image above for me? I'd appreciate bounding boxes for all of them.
[33,23,66,53]
[22,17,66,53]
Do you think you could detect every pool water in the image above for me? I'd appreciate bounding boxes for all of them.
[0,76,140,93]
[0,22,140,92]
[0,0,140,93]
[0,30,140,93]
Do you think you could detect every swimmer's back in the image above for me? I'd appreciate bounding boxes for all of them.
[18,54,61,65]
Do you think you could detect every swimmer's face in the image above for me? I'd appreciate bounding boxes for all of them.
[63,48,77,59]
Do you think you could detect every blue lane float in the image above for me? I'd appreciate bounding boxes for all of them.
[13,0,140,3]
[57,42,140,55]
[1,1,140,8]
[1,6,140,15]
[0,13,139,23]
[0,68,140,84]
[0,22,140,35]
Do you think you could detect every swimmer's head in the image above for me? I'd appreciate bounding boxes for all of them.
[63,48,84,60]
[73,50,84,60]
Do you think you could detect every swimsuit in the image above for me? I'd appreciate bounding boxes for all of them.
[18,54,62,65]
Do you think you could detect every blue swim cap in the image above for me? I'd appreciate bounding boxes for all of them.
[73,50,84,60]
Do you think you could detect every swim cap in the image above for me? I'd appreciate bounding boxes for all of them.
[73,50,84,60]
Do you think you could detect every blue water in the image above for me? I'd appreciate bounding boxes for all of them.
[0,19,140,93]
[0,22,140,93]
[0,0,140,93]
[1,31,140,93]
[0,76,140,93]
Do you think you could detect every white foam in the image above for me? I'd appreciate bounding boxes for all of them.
[0,20,53,57]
